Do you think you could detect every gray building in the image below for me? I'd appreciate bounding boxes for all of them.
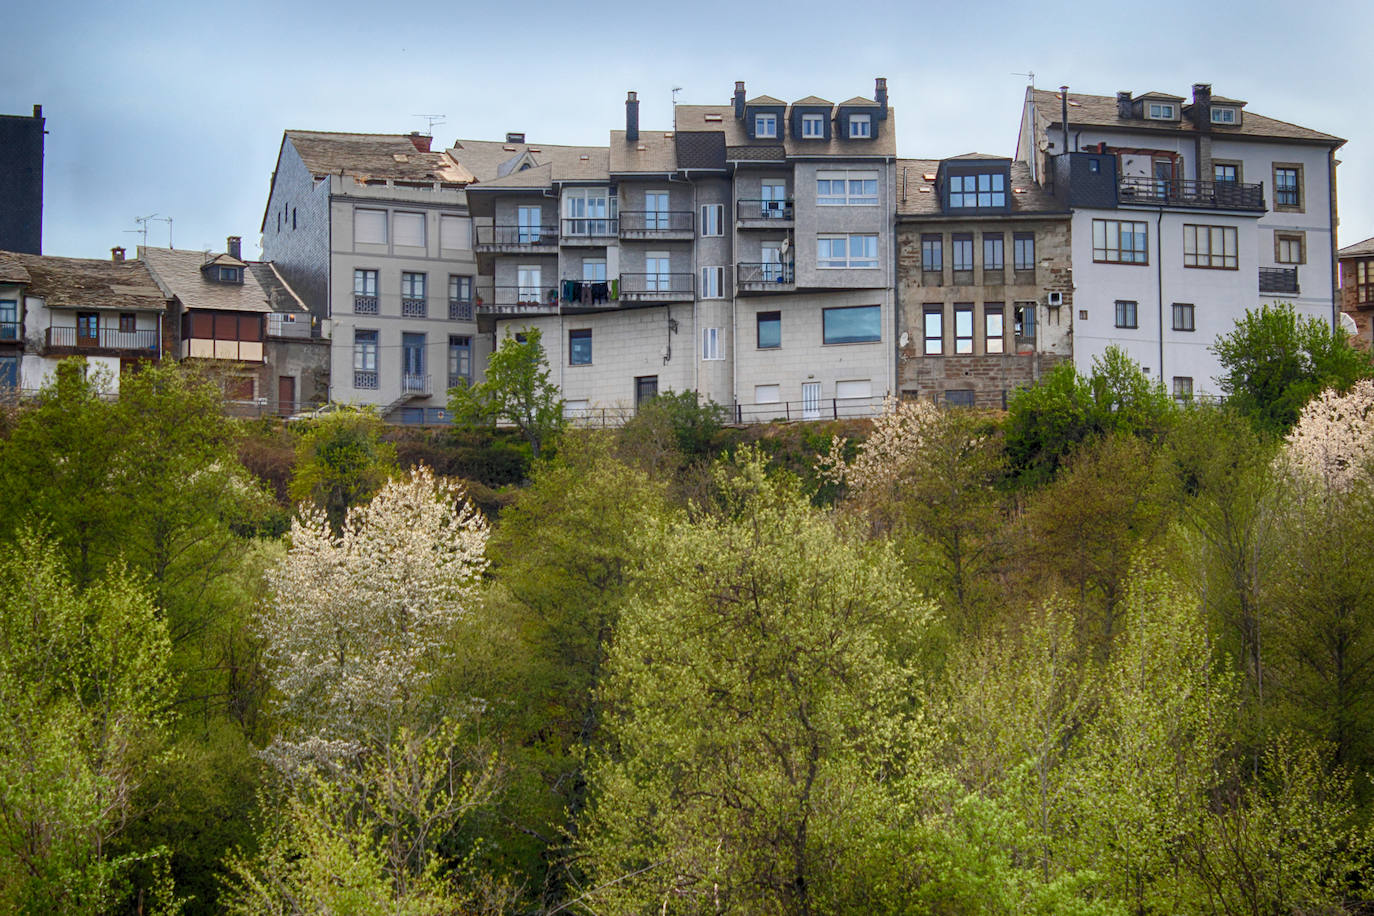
[0,105,44,255]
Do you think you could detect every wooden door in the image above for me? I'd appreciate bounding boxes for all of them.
[278,376,295,416]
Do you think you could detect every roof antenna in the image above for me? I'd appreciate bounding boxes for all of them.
[1012,71,1035,88]
[125,213,171,249]
[411,113,446,136]
[672,86,683,106]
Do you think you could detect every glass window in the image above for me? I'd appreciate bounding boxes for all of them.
[700,266,723,299]
[1014,302,1036,341]
[1276,234,1304,264]
[701,327,723,360]
[1115,300,1138,329]
[1173,376,1194,401]
[817,234,877,269]
[517,265,542,301]
[355,208,386,244]
[1211,107,1237,124]
[823,304,881,344]
[699,204,724,237]
[582,259,607,282]
[952,235,974,271]
[1013,233,1035,271]
[757,311,781,349]
[1148,102,1175,119]
[449,275,472,302]
[1275,166,1301,208]
[563,188,616,236]
[817,170,878,206]
[802,114,825,138]
[354,268,378,296]
[923,307,942,355]
[119,313,136,333]
[921,235,942,272]
[1092,219,1149,264]
[848,114,871,138]
[0,355,16,388]
[1172,303,1195,332]
[754,113,777,138]
[401,272,426,298]
[954,305,974,354]
[448,335,472,386]
[0,299,16,340]
[1214,163,1238,183]
[517,205,544,242]
[985,304,1004,354]
[983,234,1004,271]
[353,329,378,371]
[1183,224,1238,269]
[948,171,1006,208]
[393,211,425,247]
[569,329,592,365]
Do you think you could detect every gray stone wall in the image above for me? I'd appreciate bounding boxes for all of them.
[261,139,331,318]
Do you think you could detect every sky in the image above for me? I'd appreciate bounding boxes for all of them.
[4,0,1371,262]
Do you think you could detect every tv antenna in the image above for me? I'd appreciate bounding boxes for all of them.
[672,86,683,105]
[124,213,173,249]
[412,113,446,135]
[1012,71,1036,88]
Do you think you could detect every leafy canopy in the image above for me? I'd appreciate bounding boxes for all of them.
[448,327,563,460]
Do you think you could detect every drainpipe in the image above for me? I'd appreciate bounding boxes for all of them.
[1156,209,1165,384]
[1060,86,1071,156]
[1330,148,1340,331]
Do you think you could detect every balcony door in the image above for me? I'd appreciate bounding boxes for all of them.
[645,252,669,292]
[760,181,786,218]
[645,191,669,230]
[761,242,783,282]
[517,206,542,244]
[517,265,542,304]
[402,333,426,392]
[77,312,99,347]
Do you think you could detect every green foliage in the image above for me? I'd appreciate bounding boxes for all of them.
[617,389,729,472]
[1212,301,1373,435]
[288,407,398,532]
[448,327,563,460]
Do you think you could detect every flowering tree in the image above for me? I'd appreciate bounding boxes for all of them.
[259,466,489,771]
[1281,378,1374,492]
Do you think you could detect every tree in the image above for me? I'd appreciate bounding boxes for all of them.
[288,407,398,534]
[1281,377,1374,491]
[448,328,563,460]
[1212,302,1372,435]
[260,466,488,772]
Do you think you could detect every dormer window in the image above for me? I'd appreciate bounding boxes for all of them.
[218,266,242,283]
[1211,107,1237,125]
[801,114,825,138]
[949,172,1006,208]
[1147,102,1175,120]
[755,113,777,138]
[849,114,872,138]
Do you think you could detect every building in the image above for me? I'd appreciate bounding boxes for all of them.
[260,130,486,421]
[0,105,44,255]
[1339,236,1374,344]
[449,79,898,421]
[1017,83,1344,399]
[895,154,1072,406]
[0,247,167,392]
[141,237,328,414]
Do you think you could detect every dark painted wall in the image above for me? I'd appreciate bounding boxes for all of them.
[0,106,44,254]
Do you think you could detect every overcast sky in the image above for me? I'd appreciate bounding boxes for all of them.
[5,0,1371,261]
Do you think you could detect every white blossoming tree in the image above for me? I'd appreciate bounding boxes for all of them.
[1281,378,1374,492]
[259,465,489,771]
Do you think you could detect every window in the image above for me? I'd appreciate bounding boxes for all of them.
[1357,262,1374,304]
[449,275,473,319]
[1214,163,1239,183]
[954,305,974,354]
[564,188,616,235]
[353,330,378,388]
[948,171,1007,208]
[848,114,871,138]
[218,266,241,283]
[1172,302,1195,332]
[582,258,607,282]
[354,269,379,313]
[816,171,879,207]
[401,272,426,316]
[440,214,472,250]
[1115,300,1138,328]
[1014,302,1036,341]
[802,113,825,138]
[517,265,541,301]
[923,307,943,355]
[517,205,544,242]
[1147,102,1175,119]
[355,208,386,244]
[1183,224,1238,269]
[1092,219,1149,264]
[983,234,1004,271]
[1274,164,1302,210]
[1173,376,1193,401]
[952,234,974,272]
[835,379,872,399]
[645,252,670,290]
[119,313,136,333]
[1014,233,1036,271]
[1211,107,1237,125]
[755,384,780,404]
[699,204,724,237]
[394,211,425,247]
[757,311,781,349]
[448,335,472,387]
[985,304,1005,354]
[823,304,881,344]
[921,235,943,273]
[754,113,777,138]
[700,266,724,299]
[569,329,592,365]
[701,327,723,360]
[1275,232,1306,264]
[0,355,16,388]
[0,299,16,339]
[817,234,878,269]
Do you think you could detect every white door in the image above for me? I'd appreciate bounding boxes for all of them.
[761,242,782,282]
[517,265,541,303]
[645,191,669,230]
[517,206,542,243]
[802,382,821,420]
[761,181,786,218]
[645,253,669,291]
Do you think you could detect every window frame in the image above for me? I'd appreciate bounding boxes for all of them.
[353,329,379,375]
[1147,101,1176,120]
[1172,302,1195,332]
[1173,376,1194,401]
[757,310,781,349]
[354,268,379,296]
[401,271,427,299]
[701,326,723,361]
[754,113,778,138]
[1211,107,1237,125]
[923,307,943,355]
[816,170,879,206]
[1273,163,1303,212]
[954,304,974,355]
[1092,219,1149,265]
[448,334,472,385]
[947,171,1007,209]
[1115,300,1139,329]
[1183,224,1239,270]
[921,234,943,273]
[848,114,872,138]
[983,233,1005,272]
[1013,233,1036,271]
[1275,231,1306,265]
[822,304,882,345]
[354,207,387,245]
[817,233,879,269]
[699,204,724,237]
[801,113,825,138]
[392,210,426,248]
[569,329,592,366]
[984,304,1005,354]
[951,234,974,272]
[700,266,724,299]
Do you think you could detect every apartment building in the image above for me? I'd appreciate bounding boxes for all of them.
[1017,84,1344,399]
[449,79,897,421]
[260,130,488,421]
[895,155,1072,406]
[1339,236,1374,344]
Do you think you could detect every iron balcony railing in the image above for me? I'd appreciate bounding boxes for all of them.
[354,370,379,389]
[447,374,471,391]
[401,297,427,318]
[737,262,796,292]
[560,218,619,241]
[619,210,694,237]
[736,199,795,221]
[46,326,159,351]
[1118,177,1265,211]
[474,224,559,249]
[480,286,561,315]
[1259,266,1300,294]
[448,298,474,321]
[354,294,379,314]
[401,373,431,396]
[618,272,695,299]
[0,321,18,341]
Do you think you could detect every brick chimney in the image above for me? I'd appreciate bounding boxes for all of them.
[734,81,746,120]
[1116,91,1133,119]
[227,236,242,260]
[626,91,640,142]
[111,246,125,261]
[408,131,432,153]
[875,77,888,119]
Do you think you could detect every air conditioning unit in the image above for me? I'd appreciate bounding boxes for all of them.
[1047,291,1064,307]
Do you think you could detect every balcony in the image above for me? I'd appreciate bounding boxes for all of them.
[1118,177,1265,211]
[0,321,18,342]
[401,297,427,318]
[619,272,695,302]
[45,326,159,356]
[474,224,559,254]
[354,294,379,315]
[448,298,474,321]
[736,199,794,227]
[354,370,379,389]
[619,210,694,240]
[478,286,560,316]
[737,262,796,294]
[560,218,619,245]
[401,373,431,396]
[1260,266,1300,294]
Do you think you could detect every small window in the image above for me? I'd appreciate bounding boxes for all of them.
[1013,233,1035,271]
[757,311,781,349]
[1115,300,1138,329]
[823,304,881,344]
[1214,163,1239,184]
[924,307,943,355]
[218,266,241,283]
[119,313,137,333]
[1276,232,1305,264]
[801,113,825,138]
[292,207,297,229]
[699,204,724,237]
[754,113,777,138]
[1173,376,1194,401]
[848,114,871,138]
[1211,107,1237,125]
[755,384,780,404]
[1172,303,1195,332]
[954,305,974,354]
[569,329,592,365]
[921,235,943,273]
[985,304,1004,354]
[355,208,386,244]
[1274,165,1302,210]
[952,234,974,272]
[701,327,723,360]
[700,266,724,299]
[1147,102,1176,119]
[983,234,1004,271]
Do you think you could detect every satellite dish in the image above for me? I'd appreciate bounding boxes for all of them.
[1340,312,1359,337]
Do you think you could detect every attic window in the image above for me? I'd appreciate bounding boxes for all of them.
[580,155,590,160]
[637,145,647,151]
[393,153,409,162]
[663,132,673,138]
[1147,102,1176,120]
[218,266,242,284]
[704,113,723,123]
[502,145,516,152]
[1211,107,1238,125]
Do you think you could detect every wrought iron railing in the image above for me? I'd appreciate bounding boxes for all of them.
[0,322,18,341]
[618,273,695,298]
[401,373,430,395]
[1259,266,1300,294]
[736,199,794,221]
[354,370,379,389]
[619,210,694,236]
[474,224,559,247]
[448,299,474,321]
[1118,177,1265,211]
[354,294,379,314]
[560,218,619,239]
[46,326,159,351]
[401,297,427,318]
[481,286,560,314]
[737,262,795,292]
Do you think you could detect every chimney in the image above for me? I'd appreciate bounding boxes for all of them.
[505,131,525,144]
[875,77,889,119]
[733,81,746,120]
[626,90,640,143]
[227,236,242,260]
[408,131,432,153]
[1117,91,1133,119]
[1191,82,1213,128]
[111,246,125,261]
[1060,86,1071,153]
[33,104,42,119]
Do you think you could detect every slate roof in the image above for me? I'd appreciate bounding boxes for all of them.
[141,247,274,314]
[284,131,474,183]
[448,139,608,184]
[250,262,311,315]
[1338,237,1374,258]
[675,131,727,170]
[0,251,167,311]
[609,130,679,174]
[792,95,833,106]
[895,159,1063,218]
[746,94,786,106]
[677,104,897,158]
[1030,88,1343,145]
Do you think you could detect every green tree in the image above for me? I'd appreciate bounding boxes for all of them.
[448,328,563,460]
[1212,302,1372,435]
[288,407,398,533]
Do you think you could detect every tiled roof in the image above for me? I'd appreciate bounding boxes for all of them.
[675,131,727,170]
[466,162,555,191]
[0,251,167,312]
[284,131,474,183]
[792,95,833,106]
[448,139,608,184]
[250,262,310,315]
[609,130,679,173]
[1031,88,1343,145]
[838,96,880,107]
[948,152,1008,161]
[895,159,1063,217]
[0,253,31,284]
[746,94,786,106]
[1338,237,1374,258]
[726,144,786,161]
[141,246,274,314]
[677,104,897,158]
